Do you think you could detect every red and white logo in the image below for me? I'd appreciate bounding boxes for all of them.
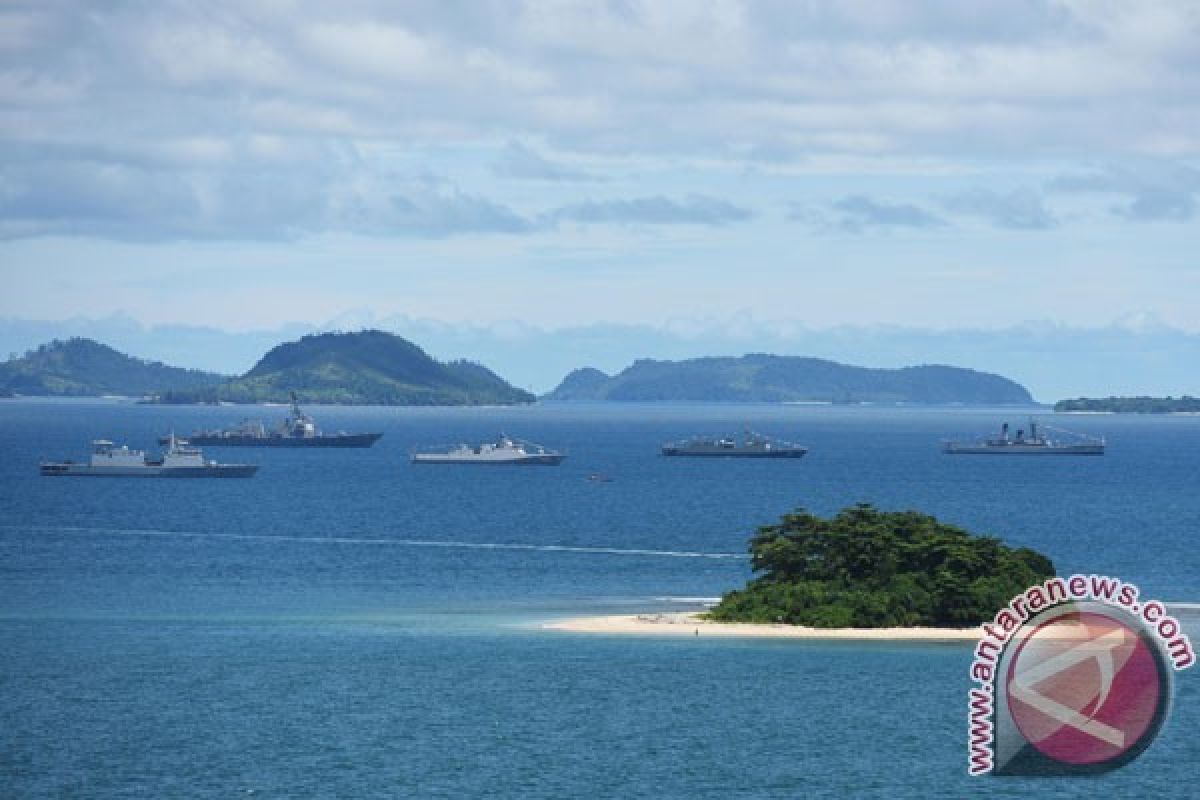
[1006,611,1164,767]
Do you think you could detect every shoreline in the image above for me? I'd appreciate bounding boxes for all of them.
[542,612,982,641]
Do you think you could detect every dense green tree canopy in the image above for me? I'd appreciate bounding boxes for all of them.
[708,504,1055,628]
[0,338,225,396]
[159,330,535,406]
[1055,396,1200,413]
[545,354,1032,404]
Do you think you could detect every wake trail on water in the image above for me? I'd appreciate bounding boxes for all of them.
[3,525,749,560]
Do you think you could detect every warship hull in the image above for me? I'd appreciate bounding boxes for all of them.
[42,437,258,477]
[411,453,565,465]
[661,446,807,457]
[661,429,807,458]
[40,463,259,477]
[943,419,1105,456]
[173,433,382,448]
[410,434,564,465]
[942,443,1104,455]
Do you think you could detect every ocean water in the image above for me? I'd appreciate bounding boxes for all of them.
[1,400,1197,797]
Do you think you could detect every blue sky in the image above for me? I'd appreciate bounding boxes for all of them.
[1,2,1198,394]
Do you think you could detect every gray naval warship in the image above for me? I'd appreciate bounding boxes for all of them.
[41,435,258,477]
[942,420,1105,455]
[162,394,382,448]
[661,429,808,458]
[410,434,565,465]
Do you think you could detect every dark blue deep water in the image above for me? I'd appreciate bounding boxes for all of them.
[2,400,1198,797]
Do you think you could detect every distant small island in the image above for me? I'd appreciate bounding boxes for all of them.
[707,505,1054,628]
[158,330,535,406]
[545,354,1033,405]
[1055,396,1200,413]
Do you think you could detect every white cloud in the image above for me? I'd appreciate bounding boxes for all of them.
[942,187,1057,229]
[547,195,751,226]
[1,0,1198,341]
[0,150,535,240]
[0,69,85,106]
[138,13,295,91]
[299,21,437,82]
[462,49,552,92]
[1051,162,1200,221]
[6,2,1198,176]
[821,194,945,232]
[248,98,360,135]
[0,8,54,52]
[492,141,597,181]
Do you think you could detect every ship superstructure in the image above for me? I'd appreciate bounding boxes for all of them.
[942,420,1104,455]
[164,394,382,448]
[410,434,565,465]
[661,429,807,458]
[41,435,258,477]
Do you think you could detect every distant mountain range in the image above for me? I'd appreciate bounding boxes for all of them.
[158,330,535,405]
[0,338,226,397]
[1,332,535,405]
[6,313,1200,400]
[545,355,1033,404]
[1,334,1035,406]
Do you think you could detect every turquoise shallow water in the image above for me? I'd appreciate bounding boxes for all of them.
[2,400,1198,797]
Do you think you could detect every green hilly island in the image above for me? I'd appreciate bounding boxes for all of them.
[708,505,1055,628]
[1055,396,1200,413]
[159,330,535,406]
[546,354,1033,404]
[0,338,226,397]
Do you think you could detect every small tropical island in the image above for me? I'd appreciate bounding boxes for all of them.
[707,505,1053,627]
[1055,395,1200,413]
[547,505,1055,639]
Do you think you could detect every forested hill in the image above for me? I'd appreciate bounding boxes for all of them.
[0,338,226,396]
[159,330,535,406]
[545,354,1033,404]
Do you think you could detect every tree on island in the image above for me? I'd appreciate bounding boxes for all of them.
[1055,396,1200,413]
[707,504,1055,628]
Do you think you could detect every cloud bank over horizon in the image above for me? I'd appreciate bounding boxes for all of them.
[2,1,1198,340]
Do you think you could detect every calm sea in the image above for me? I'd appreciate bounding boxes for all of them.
[2,400,1197,797]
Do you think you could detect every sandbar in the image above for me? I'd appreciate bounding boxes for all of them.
[543,612,981,641]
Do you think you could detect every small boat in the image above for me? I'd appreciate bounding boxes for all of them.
[942,420,1104,455]
[41,435,259,477]
[661,429,807,458]
[161,393,382,448]
[410,434,565,465]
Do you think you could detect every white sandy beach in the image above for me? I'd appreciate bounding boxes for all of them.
[543,612,982,641]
